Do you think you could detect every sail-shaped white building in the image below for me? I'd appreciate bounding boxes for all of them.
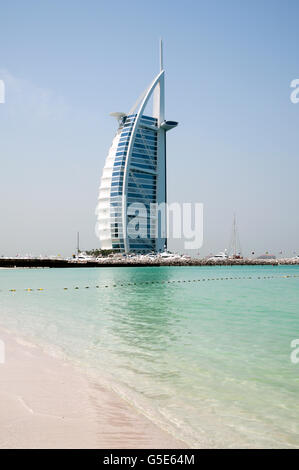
[96,42,178,254]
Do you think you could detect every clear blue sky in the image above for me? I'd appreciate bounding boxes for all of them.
[0,0,299,256]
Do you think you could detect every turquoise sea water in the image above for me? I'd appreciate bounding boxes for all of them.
[0,265,299,448]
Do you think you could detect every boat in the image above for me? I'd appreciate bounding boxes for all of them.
[72,252,96,262]
[159,250,182,260]
[208,250,228,261]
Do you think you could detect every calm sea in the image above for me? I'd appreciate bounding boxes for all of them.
[0,265,299,448]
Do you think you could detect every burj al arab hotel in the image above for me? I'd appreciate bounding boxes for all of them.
[96,42,178,254]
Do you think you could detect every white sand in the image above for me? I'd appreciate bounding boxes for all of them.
[0,328,186,449]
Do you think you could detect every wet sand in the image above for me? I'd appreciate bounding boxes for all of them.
[0,328,186,449]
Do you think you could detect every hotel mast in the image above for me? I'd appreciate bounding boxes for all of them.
[96,41,178,253]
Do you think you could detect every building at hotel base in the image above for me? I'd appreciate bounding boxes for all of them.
[96,43,178,254]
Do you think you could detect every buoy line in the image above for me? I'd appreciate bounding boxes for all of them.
[3,274,299,293]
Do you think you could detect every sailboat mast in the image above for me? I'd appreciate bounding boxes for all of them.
[77,231,80,256]
[233,214,237,257]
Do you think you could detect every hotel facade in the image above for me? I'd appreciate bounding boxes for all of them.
[96,44,178,253]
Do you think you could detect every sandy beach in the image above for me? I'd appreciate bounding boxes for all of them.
[0,327,185,449]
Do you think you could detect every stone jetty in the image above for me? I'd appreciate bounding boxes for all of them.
[0,257,298,268]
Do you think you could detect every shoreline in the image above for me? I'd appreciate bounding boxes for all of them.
[0,258,299,269]
[0,327,187,449]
